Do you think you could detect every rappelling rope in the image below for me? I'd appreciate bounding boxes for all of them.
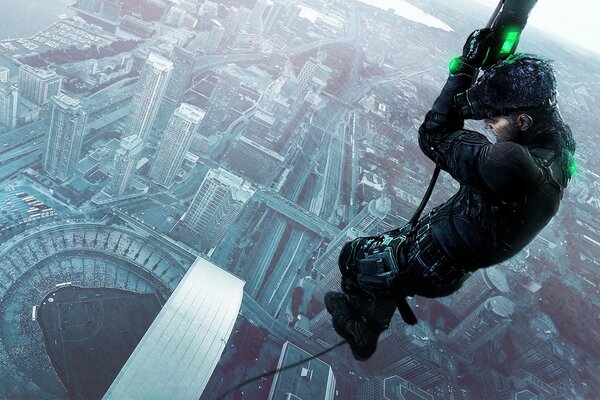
[215,340,347,399]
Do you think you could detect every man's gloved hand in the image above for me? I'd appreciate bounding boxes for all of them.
[462,28,496,69]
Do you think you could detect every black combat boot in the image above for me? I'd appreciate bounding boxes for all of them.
[331,312,387,361]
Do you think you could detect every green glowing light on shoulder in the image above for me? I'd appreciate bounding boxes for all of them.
[500,29,521,55]
[449,57,462,74]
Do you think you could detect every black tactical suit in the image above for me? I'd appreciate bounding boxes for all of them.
[339,61,573,302]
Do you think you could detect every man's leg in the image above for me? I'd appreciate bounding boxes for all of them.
[324,236,399,360]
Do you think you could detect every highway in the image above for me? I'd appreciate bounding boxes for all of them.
[244,211,288,298]
[254,189,340,238]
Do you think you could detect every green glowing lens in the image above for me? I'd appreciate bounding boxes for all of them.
[500,30,521,54]
[449,57,462,73]
[568,157,578,177]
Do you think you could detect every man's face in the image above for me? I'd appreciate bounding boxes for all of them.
[483,115,520,141]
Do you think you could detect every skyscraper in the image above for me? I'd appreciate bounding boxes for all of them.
[293,58,332,99]
[204,20,225,54]
[249,0,268,34]
[163,47,195,104]
[192,71,241,146]
[150,104,205,188]
[0,82,19,131]
[125,53,173,142]
[268,342,336,400]
[18,65,63,106]
[180,168,254,249]
[263,0,289,34]
[358,375,434,400]
[449,267,510,318]
[103,135,143,197]
[42,94,87,181]
[447,296,514,354]
[0,66,9,82]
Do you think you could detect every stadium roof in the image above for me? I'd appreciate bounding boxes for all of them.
[104,256,245,400]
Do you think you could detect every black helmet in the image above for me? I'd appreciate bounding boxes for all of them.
[456,54,557,120]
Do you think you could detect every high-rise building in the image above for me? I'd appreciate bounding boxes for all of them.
[0,66,9,82]
[164,47,195,104]
[193,71,241,143]
[0,82,19,130]
[263,0,288,34]
[181,168,255,249]
[267,342,336,400]
[204,20,225,54]
[358,375,434,400]
[103,135,143,197]
[150,104,204,188]
[125,53,173,142]
[233,6,252,37]
[447,296,514,354]
[249,0,268,34]
[166,7,187,27]
[18,65,63,106]
[77,0,102,13]
[42,94,87,181]
[449,267,510,318]
[293,58,332,99]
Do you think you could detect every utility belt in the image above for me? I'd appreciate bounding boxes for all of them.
[339,212,470,324]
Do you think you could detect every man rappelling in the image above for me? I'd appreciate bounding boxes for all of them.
[324,1,576,361]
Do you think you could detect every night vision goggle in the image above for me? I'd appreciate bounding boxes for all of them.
[455,87,556,120]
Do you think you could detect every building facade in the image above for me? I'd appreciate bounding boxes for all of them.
[125,53,173,142]
[103,135,143,197]
[150,103,205,188]
[0,82,19,130]
[181,168,255,249]
[42,94,87,181]
[18,65,63,106]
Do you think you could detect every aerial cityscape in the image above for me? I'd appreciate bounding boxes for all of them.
[0,0,598,399]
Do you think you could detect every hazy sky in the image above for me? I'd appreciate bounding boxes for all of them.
[473,0,599,55]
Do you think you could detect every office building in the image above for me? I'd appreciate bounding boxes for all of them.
[204,20,225,54]
[181,168,255,249]
[293,58,332,99]
[150,104,204,188]
[0,66,9,82]
[0,82,19,130]
[358,375,433,400]
[267,341,336,400]
[449,267,510,318]
[103,135,143,197]
[448,296,514,354]
[193,72,241,143]
[227,135,285,185]
[164,47,195,103]
[125,53,173,142]
[249,0,268,34]
[263,0,289,34]
[42,94,87,181]
[18,65,63,106]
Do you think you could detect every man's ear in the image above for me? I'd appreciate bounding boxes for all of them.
[517,113,533,131]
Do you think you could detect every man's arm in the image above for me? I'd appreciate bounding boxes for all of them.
[418,29,495,187]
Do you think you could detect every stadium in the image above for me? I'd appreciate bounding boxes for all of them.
[0,220,192,398]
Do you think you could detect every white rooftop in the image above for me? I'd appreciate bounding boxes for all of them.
[146,52,174,71]
[175,103,206,124]
[104,257,245,400]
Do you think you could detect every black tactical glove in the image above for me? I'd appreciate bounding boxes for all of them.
[461,28,496,69]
